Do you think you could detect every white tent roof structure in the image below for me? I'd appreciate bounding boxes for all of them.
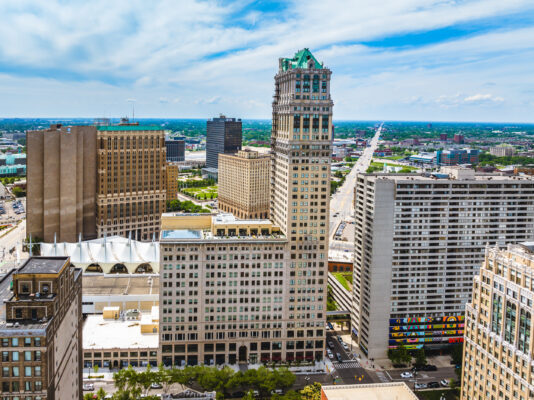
[40,235,160,274]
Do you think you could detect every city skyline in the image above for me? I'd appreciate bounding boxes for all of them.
[0,1,533,122]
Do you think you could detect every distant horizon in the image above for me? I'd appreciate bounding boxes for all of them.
[1,117,534,126]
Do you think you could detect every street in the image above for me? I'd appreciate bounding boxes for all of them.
[329,124,382,242]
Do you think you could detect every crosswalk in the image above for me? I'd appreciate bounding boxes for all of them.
[375,371,390,383]
[333,361,361,369]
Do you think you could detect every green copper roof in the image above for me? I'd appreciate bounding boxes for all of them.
[281,48,323,71]
[97,125,164,131]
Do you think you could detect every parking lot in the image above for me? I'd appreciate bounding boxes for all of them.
[0,198,25,224]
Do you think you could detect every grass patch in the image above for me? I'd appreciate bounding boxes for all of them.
[333,272,352,291]
[416,389,459,400]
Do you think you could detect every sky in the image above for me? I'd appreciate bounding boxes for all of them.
[1,0,534,122]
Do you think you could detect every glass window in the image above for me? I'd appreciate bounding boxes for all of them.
[35,366,41,377]
[11,338,18,346]
[25,366,32,377]
[24,351,31,361]
[12,366,19,377]
[34,338,41,347]
[24,338,31,347]
[12,351,19,361]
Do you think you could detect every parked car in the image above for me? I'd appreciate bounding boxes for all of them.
[422,364,437,371]
[414,383,427,390]
[328,341,335,349]
[337,336,343,343]
[400,372,413,379]
[271,390,283,395]
[82,383,94,391]
[440,379,450,387]
[427,382,440,388]
[336,353,342,362]
[151,383,163,389]
[342,342,349,351]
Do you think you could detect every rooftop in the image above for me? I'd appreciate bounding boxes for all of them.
[17,257,68,275]
[322,383,417,400]
[82,275,159,296]
[363,171,534,182]
[281,48,323,71]
[97,126,164,132]
[83,314,158,350]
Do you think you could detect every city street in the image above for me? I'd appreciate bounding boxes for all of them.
[329,124,382,243]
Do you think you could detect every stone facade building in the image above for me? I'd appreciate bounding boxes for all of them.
[0,256,83,399]
[218,150,270,219]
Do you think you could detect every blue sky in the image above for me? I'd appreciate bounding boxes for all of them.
[1,0,534,122]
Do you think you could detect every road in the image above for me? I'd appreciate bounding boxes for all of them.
[0,219,26,266]
[329,124,382,242]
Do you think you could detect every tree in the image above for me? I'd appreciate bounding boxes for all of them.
[388,343,411,366]
[93,364,99,375]
[300,382,321,400]
[96,387,107,399]
[138,364,158,395]
[450,343,463,365]
[12,186,25,197]
[414,349,427,366]
[157,364,172,394]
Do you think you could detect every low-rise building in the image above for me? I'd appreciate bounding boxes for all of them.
[490,144,515,157]
[321,383,417,400]
[83,306,159,369]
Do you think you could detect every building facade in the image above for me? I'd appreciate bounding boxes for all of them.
[166,163,179,202]
[159,213,296,366]
[437,148,479,166]
[27,124,97,242]
[462,243,534,400]
[490,144,515,157]
[218,150,270,219]
[96,125,166,240]
[0,256,83,400]
[270,48,333,358]
[165,137,185,162]
[352,167,534,359]
[205,116,242,170]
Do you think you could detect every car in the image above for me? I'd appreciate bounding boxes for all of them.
[414,383,427,390]
[427,382,440,388]
[400,372,413,379]
[422,364,437,371]
[440,379,450,387]
[328,341,335,349]
[327,322,334,330]
[151,382,163,389]
[337,336,343,343]
[342,342,349,351]
[82,383,94,391]
[271,390,283,395]
[327,352,334,359]
[336,353,342,362]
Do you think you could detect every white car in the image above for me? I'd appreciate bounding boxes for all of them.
[400,372,413,379]
[342,342,349,351]
[82,383,94,391]
[414,383,427,389]
[440,379,449,387]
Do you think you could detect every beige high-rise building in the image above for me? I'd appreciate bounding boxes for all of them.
[27,124,97,242]
[490,144,515,157]
[0,256,83,399]
[462,243,534,400]
[271,48,333,351]
[96,125,166,240]
[166,163,179,202]
[158,48,333,366]
[218,150,270,219]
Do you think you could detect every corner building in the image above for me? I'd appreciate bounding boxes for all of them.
[352,167,534,359]
[462,243,534,400]
[0,257,83,399]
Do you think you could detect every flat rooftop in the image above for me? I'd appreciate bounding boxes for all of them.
[364,172,534,182]
[83,314,158,350]
[82,275,159,296]
[18,257,68,274]
[322,383,417,400]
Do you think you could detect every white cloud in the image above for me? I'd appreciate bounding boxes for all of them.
[464,94,504,103]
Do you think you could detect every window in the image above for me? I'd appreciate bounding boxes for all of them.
[12,366,19,377]
[25,366,32,377]
[24,351,31,361]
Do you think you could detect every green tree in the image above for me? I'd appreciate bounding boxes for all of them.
[300,382,321,400]
[138,364,158,396]
[414,348,427,366]
[450,343,463,365]
[12,186,25,197]
[96,387,107,399]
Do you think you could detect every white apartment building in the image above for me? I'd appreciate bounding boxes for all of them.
[352,167,534,359]
[462,243,534,400]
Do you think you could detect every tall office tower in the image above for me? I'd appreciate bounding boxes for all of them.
[461,243,534,400]
[27,124,97,242]
[0,256,83,399]
[206,116,242,169]
[218,150,270,219]
[166,163,179,201]
[270,48,333,350]
[96,125,166,240]
[352,167,534,359]
[165,137,185,162]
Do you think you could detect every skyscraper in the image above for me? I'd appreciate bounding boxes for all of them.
[27,124,97,242]
[271,48,333,355]
[462,243,534,400]
[165,137,185,162]
[352,167,534,359]
[206,116,242,169]
[158,48,333,366]
[96,125,166,240]
[218,150,270,219]
[0,256,83,399]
